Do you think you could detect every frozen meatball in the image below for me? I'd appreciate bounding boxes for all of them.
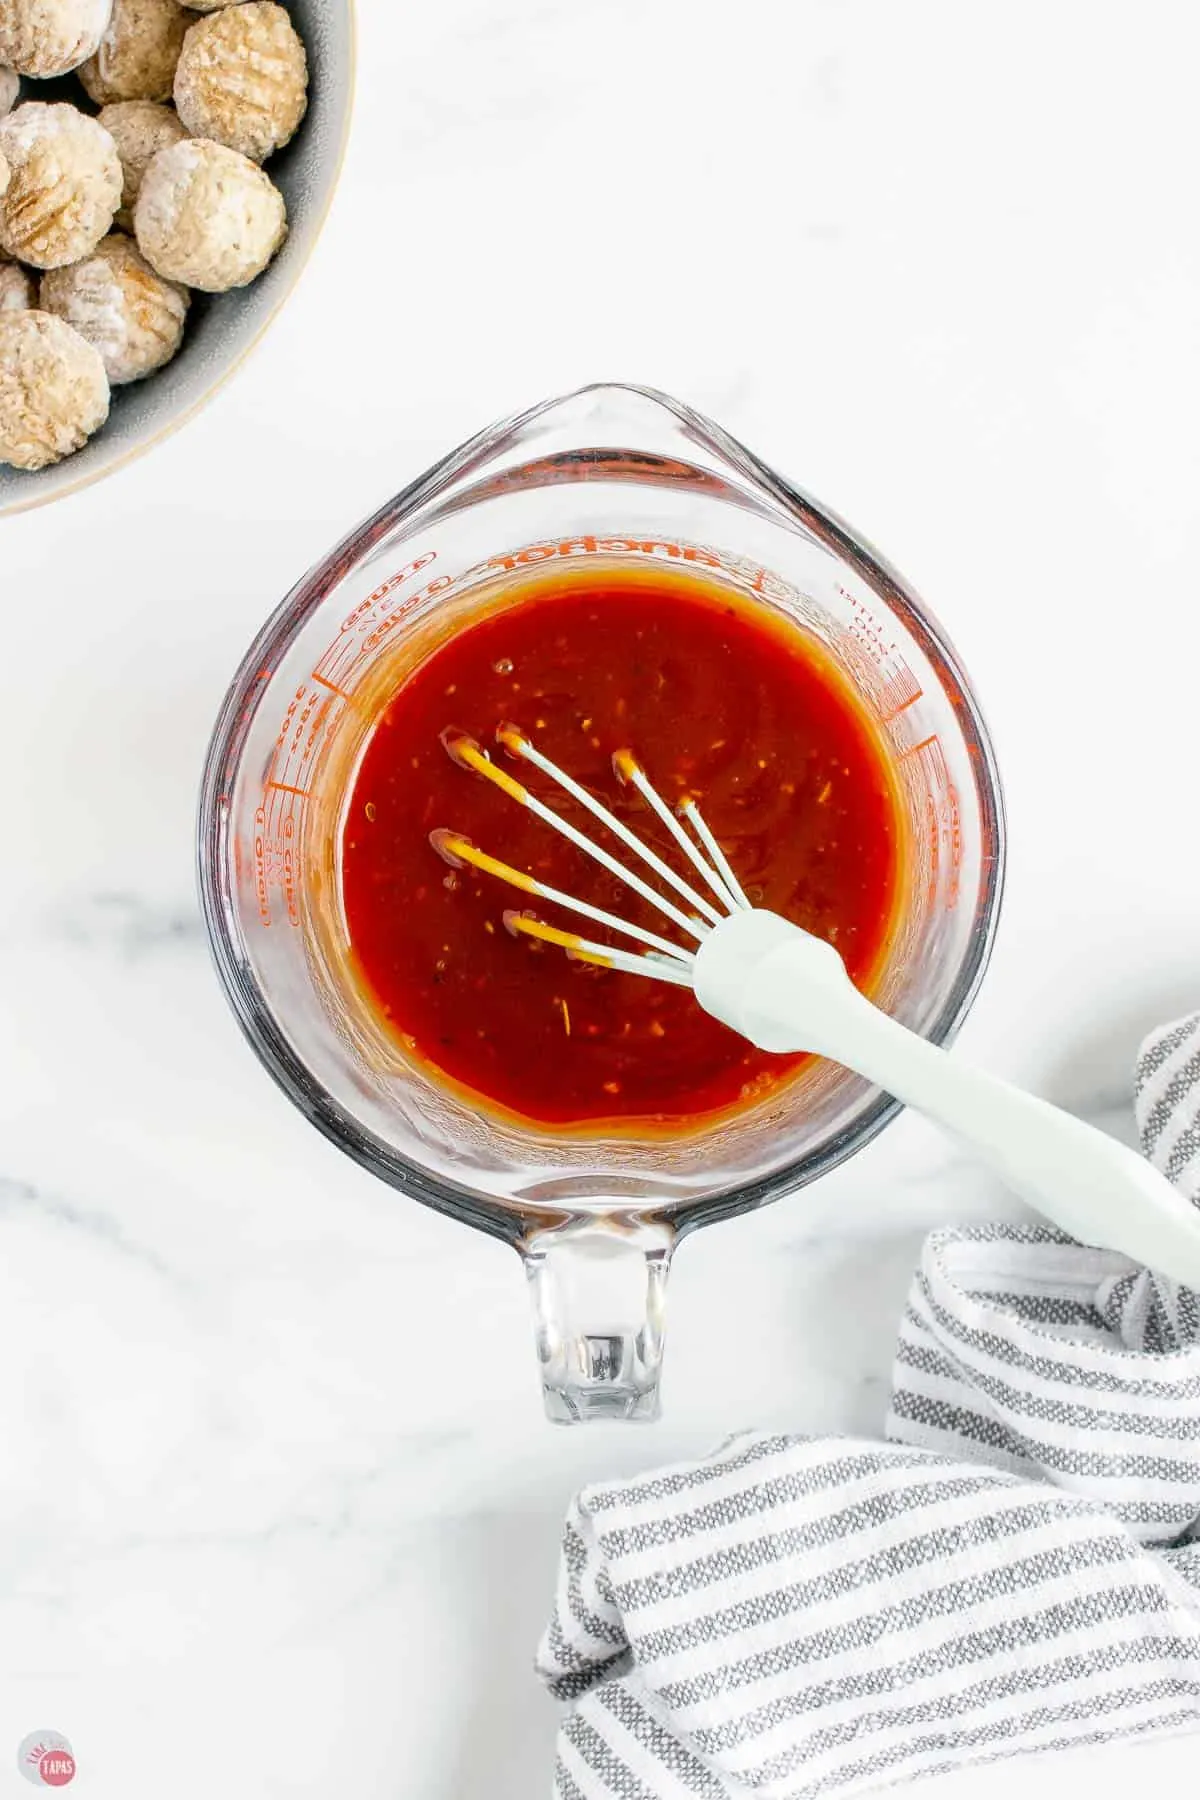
[178,0,239,8]
[40,230,187,382]
[0,308,108,468]
[0,65,18,116]
[0,103,122,268]
[79,0,188,102]
[0,0,111,77]
[174,2,306,162]
[0,259,32,308]
[98,97,186,228]
[135,135,284,290]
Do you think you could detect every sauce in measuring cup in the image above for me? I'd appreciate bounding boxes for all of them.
[339,568,905,1127]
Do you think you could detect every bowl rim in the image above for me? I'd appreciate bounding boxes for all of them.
[0,0,357,521]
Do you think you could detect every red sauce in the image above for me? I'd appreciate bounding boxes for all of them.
[339,570,903,1127]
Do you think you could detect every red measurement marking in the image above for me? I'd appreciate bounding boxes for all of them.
[311,672,350,699]
[265,780,309,799]
[878,656,923,722]
[899,732,961,911]
[253,806,271,926]
[882,687,923,721]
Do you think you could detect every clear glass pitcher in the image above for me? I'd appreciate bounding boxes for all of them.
[197,384,1005,1422]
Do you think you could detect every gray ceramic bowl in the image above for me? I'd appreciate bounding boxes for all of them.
[0,0,355,518]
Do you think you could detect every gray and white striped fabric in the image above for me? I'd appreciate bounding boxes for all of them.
[539,1010,1200,1800]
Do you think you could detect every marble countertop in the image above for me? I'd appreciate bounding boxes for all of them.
[3,2,1199,1795]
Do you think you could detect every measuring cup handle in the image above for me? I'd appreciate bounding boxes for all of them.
[521,1220,674,1423]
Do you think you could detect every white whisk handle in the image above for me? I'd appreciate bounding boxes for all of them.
[694,910,1200,1286]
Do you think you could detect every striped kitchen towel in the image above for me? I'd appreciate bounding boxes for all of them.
[539,1010,1200,1799]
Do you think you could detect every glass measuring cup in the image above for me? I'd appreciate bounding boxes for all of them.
[198,384,1005,1422]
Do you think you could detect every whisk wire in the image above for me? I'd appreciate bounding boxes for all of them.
[503,911,695,986]
[441,730,706,942]
[617,751,746,916]
[434,727,745,983]
[500,728,723,928]
[679,797,752,911]
[430,830,693,962]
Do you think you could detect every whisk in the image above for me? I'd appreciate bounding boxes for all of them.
[434,724,1200,1287]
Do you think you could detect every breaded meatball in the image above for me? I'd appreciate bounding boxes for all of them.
[174,2,306,162]
[0,307,109,467]
[0,260,34,308]
[40,230,187,382]
[98,97,186,227]
[135,134,284,290]
[0,0,111,77]
[0,102,122,268]
[79,0,188,102]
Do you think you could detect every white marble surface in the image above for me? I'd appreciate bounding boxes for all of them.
[2,2,1199,1795]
